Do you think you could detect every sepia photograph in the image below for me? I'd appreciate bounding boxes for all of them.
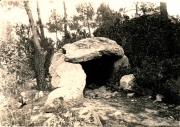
[0,0,179,126]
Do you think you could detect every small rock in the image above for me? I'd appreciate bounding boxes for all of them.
[98,86,106,93]
[39,91,43,98]
[112,91,119,97]
[18,96,27,105]
[148,96,152,99]
[89,92,95,99]
[32,78,37,85]
[34,93,39,101]
[99,115,109,121]
[175,105,180,110]
[108,111,122,119]
[33,106,39,110]
[93,89,99,97]
[169,105,175,108]
[17,102,22,109]
[105,95,112,99]
[127,93,135,97]
[131,99,137,102]
[34,91,44,101]
[114,111,122,116]
[104,91,113,99]
[156,94,164,102]
[84,90,94,98]
[0,94,5,100]
[119,74,135,91]
[169,116,174,119]
[20,92,26,97]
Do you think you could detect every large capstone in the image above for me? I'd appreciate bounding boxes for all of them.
[62,37,124,63]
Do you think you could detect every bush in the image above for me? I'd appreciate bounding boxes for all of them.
[162,77,180,104]
[94,13,180,104]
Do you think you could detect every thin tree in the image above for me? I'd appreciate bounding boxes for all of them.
[24,1,47,90]
[46,9,63,47]
[63,1,68,38]
[76,2,95,37]
[160,2,168,19]
[36,1,45,40]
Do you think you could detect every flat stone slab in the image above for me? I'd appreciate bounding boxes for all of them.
[62,37,124,62]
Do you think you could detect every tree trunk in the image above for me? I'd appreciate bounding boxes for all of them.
[135,3,138,17]
[55,11,58,47]
[160,2,168,19]
[63,1,68,39]
[87,18,91,37]
[24,1,46,90]
[36,1,45,39]
[86,8,91,38]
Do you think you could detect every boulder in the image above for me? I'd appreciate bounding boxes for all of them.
[45,86,84,108]
[50,55,86,88]
[47,50,86,108]
[113,55,130,72]
[62,37,124,63]
[19,90,43,104]
[49,49,64,77]
[119,74,135,91]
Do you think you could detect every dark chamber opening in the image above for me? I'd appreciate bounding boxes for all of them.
[80,55,119,87]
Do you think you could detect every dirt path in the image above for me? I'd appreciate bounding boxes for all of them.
[83,92,179,127]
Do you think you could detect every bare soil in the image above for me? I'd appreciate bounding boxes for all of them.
[0,90,179,126]
[83,91,179,127]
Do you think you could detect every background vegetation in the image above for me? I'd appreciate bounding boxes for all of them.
[0,1,179,106]
[93,4,180,104]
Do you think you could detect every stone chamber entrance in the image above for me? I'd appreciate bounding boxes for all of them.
[80,55,120,89]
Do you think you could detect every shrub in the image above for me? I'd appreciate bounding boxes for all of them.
[94,13,180,104]
[162,77,180,105]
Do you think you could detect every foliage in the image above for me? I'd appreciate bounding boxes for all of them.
[69,2,96,38]
[137,2,159,15]
[95,3,123,34]
[94,8,180,104]
[75,2,95,28]
[0,23,32,84]
[46,9,63,33]
[96,3,115,27]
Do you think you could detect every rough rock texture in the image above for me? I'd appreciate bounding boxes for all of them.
[84,86,118,99]
[45,87,84,108]
[49,55,86,88]
[47,37,128,108]
[46,54,86,107]
[62,37,124,63]
[119,74,135,91]
[49,49,64,78]
[43,106,103,127]
[113,55,129,72]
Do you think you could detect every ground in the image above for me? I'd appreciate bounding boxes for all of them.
[84,91,179,127]
[0,89,179,126]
